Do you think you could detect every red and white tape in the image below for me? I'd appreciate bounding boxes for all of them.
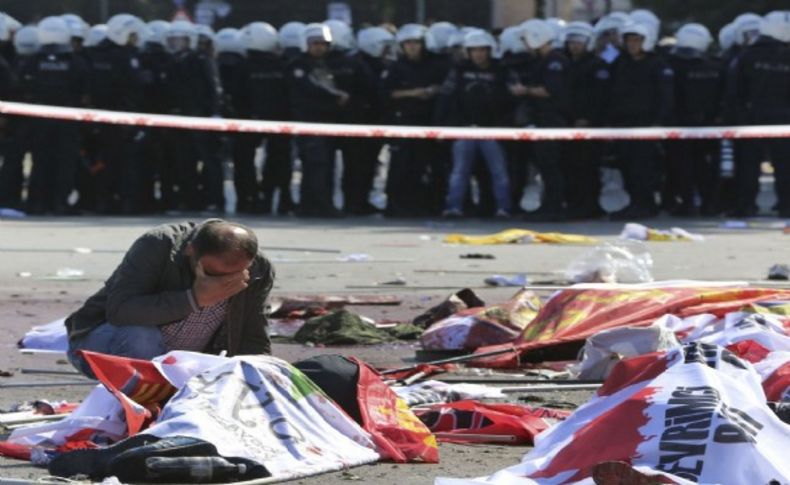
[2,100,790,141]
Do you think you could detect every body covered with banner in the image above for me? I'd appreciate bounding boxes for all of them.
[473,286,790,368]
[437,343,790,484]
[5,351,437,480]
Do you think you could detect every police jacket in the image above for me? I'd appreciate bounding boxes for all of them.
[139,43,171,114]
[287,53,346,123]
[668,48,723,126]
[327,49,376,123]
[379,55,445,125]
[566,53,611,126]
[726,36,790,124]
[435,59,509,127]
[166,49,222,117]
[86,39,142,111]
[19,44,88,107]
[236,50,289,120]
[607,52,674,126]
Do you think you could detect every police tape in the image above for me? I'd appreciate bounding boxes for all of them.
[2,100,790,141]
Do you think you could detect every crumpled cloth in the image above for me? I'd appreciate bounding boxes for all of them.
[444,229,597,245]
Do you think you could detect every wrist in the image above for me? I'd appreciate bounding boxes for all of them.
[187,287,202,312]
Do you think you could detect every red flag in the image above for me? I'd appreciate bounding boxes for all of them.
[763,362,790,401]
[81,351,176,436]
[416,401,570,445]
[348,357,439,463]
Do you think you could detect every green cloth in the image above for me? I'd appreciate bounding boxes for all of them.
[294,311,422,345]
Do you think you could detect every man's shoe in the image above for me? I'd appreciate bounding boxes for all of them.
[107,436,222,482]
[48,434,160,479]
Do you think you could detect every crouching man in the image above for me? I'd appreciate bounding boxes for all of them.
[65,219,275,377]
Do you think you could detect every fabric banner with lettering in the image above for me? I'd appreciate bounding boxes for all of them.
[436,343,790,484]
[473,287,790,368]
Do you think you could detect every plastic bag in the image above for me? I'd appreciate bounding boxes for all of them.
[564,241,653,283]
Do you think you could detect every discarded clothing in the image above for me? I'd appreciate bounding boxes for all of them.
[444,229,597,245]
[18,319,68,352]
[393,380,507,407]
[413,289,485,329]
[293,310,393,345]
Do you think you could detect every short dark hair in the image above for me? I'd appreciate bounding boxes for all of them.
[191,220,258,259]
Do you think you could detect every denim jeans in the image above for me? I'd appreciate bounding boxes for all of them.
[67,323,167,378]
[446,139,511,213]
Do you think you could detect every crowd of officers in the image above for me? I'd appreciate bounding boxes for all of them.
[0,9,788,220]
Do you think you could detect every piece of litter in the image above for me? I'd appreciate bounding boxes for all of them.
[55,268,85,278]
[0,370,13,377]
[73,247,93,254]
[620,223,704,242]
[460,253,495,260]
[336,253,373,262]
[483,274,530,287]
[0,208,26,219]
[380,277,407,286]
[17,272,32,278]
[768,264,789,281]
[419,235,432,241]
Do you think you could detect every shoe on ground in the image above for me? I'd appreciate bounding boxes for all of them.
[494,209,511,219]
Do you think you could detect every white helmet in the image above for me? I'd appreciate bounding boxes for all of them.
[196,24,214,41]
[106,13,144,46]
[630,9,660,33]
[447,31,465,49]
[323,19,354,51]
[718,23,736,51]
[85,24,107,47]
[13,25,39,55]
[545,17,566,48]
[594,14,626,39]
[463,29,496,51]
[61,14,88,40]
[145,20,170,46]
[166,20,198,50]
[499,25,526,54]
[279,21,305,50]
[621,21,653,51]
[302,22,332,51]
[0,13,21,42]
[214,27,244,55]
[675,23,712,52]
[357,26,394,58]
[396,23,427,44]
[564,21,593,46]
[521,18,555,50]
[426,21,458,53]
[242,22,279,53]
[734,13,762,46]
[760,11,790,43]
[37,16,71,46]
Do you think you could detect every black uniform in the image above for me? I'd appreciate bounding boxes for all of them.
[665,47,724,215]
[165,47,223,211]
[329,49,379,215]
[607,51,674,217]
[725,36,790,217]
[0,53,24,208]
[502,51,538,210]
[234,49,292,214]
[288,51,347,217]
[518,49,571,219]
[379,54,446,217]
[86,39,144,213]
[19,44,88,213]
[562,51,610,218]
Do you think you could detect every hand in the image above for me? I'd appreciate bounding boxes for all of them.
[509,84,528,96]
[192,261,249,308]
[337,91,350,106]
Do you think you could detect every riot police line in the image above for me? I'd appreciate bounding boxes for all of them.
[0,10,788,220]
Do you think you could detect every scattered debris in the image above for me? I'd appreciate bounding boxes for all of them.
[337,253,373,262]
[293,310,421,346]
[412,289,485,329]
[72,247,93,254]
[768,264,789,281]
[484,274,530,287]
[379,276,407,286]
[620,222,704,242]
[16,272,32,278]
[460,253,495,260]
[0,370,13,377]
[0,207,26,219]
[564,241,653,283]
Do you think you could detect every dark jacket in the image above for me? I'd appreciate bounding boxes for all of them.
[65,221,275,356]
[725,36,790,124]
[435,59,509,127]
[19,45,88,107]
[668,48,723,126]
[607,52,674,126]
[237,50,289,120]
[379,55,445,125]
[287,53,346,123]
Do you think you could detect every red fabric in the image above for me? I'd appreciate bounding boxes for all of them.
[0,441,32,461]
[382,363,456,381]
[473,288,790,368]
[416,401,570,445]
[81,351,175,436]
[726,340,772,363]
[763,362,790,402]
[349,357,439,463]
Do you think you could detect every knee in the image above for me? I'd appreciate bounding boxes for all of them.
[115,325,167,360]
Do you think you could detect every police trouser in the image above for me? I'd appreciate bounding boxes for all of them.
[505,140,530,210]
[737,136,790,215]
[615,140,660,210]
[386,138,436,216]
[30,120,80,211]
[0,118,32,207]
[664,139,717,211]
[339,136,381,213]
[234,133,293,211]
[173,129,223,210]
[561,138,601,215]
[296,135,336,215]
